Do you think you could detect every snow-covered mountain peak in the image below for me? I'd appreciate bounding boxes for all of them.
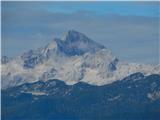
[1,30,160,89]
[64,30,89,42]
[56,30,106,56]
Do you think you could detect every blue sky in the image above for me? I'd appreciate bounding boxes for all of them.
[2,1,160,64]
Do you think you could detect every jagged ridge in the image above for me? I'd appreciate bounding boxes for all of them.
[1,30,160,89]
[2,73,160,120]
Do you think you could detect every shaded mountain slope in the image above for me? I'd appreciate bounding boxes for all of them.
[2,73,160,120]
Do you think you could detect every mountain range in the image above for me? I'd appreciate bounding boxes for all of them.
[2,73,160,120]
[1,30,160,89]
[1,30,160,120]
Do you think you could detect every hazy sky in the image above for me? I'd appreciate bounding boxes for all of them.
[2,1,160,64]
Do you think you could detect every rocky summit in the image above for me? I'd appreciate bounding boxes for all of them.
[1,30,160,89]
[1,30,160,120]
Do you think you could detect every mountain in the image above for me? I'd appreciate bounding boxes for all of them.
[2,30,160,120]
[1,30,160,89]
[2,73,160,120]
[56,30,106,56]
